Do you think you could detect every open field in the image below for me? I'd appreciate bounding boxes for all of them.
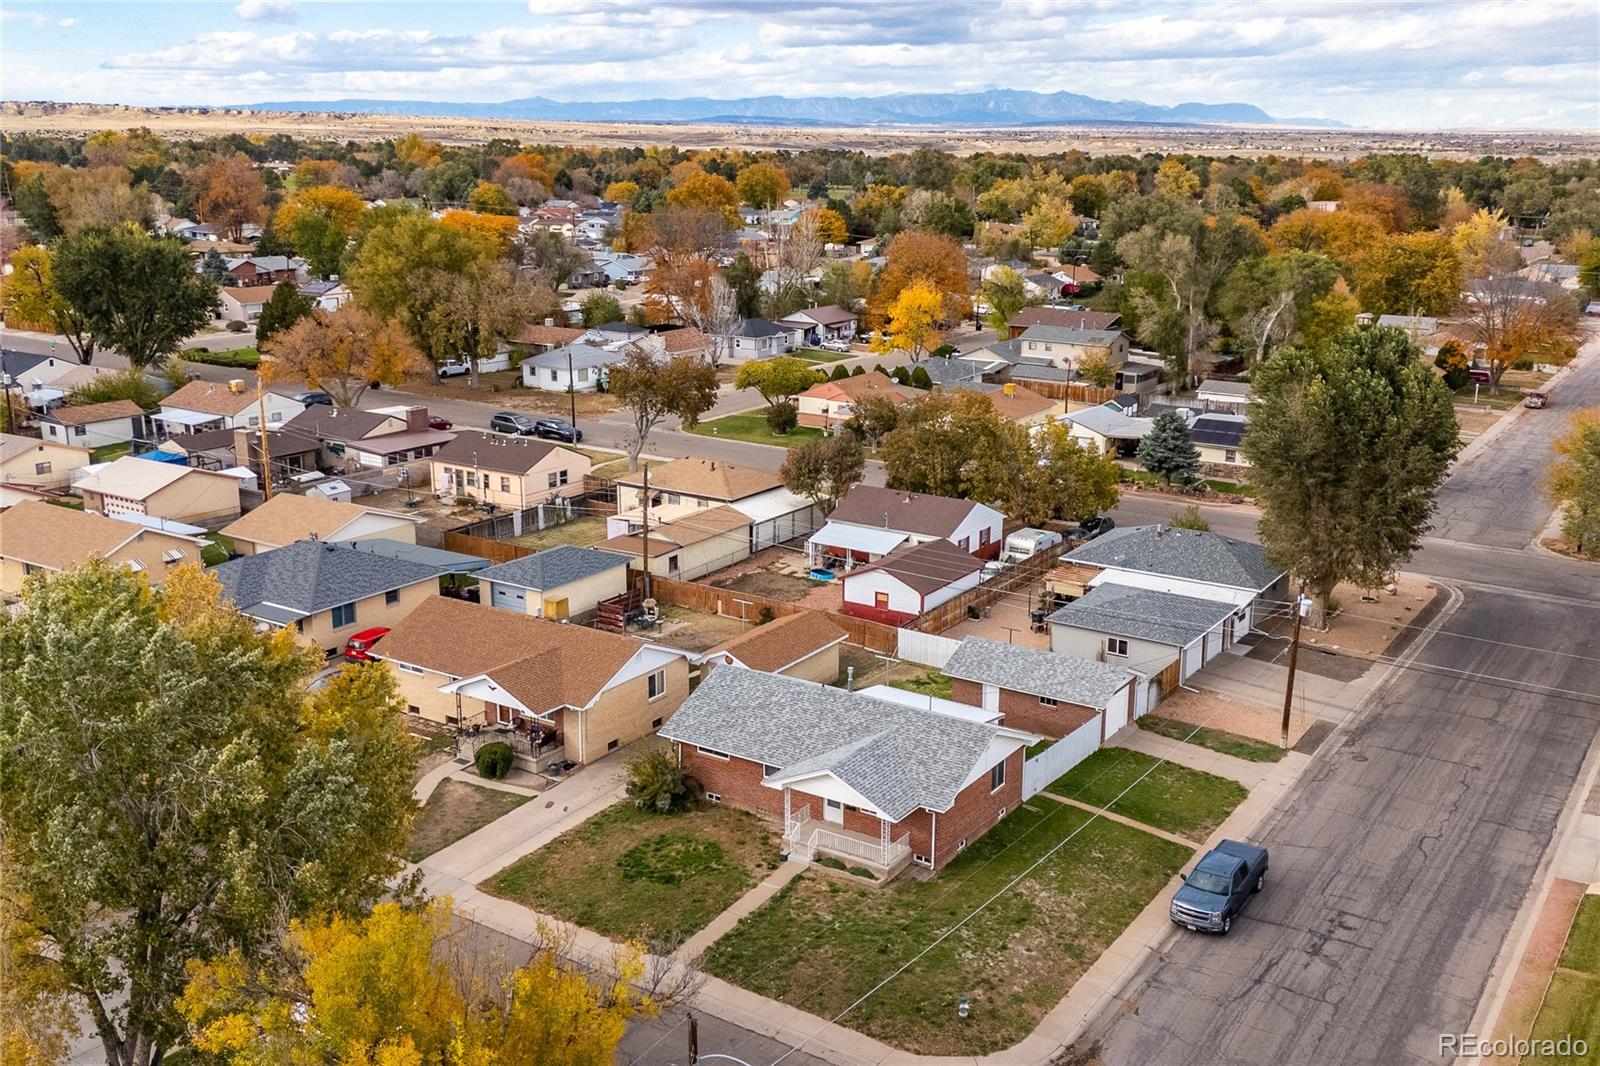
[703,801,1190,1054]
[9,103,1599,161]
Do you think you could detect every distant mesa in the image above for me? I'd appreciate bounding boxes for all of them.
[235,89,1350,129]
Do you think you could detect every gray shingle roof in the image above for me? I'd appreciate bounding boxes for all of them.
[527,343,627,370]
[1009,362,1074,382]
[735,318,792,338]
[477,545,627,590]
[1048,582,1238,648]
[1019,325,1123,345]
[1066,525,1284,591]
[1196,379,1253,398]
[943,637,1132,707]
[920,358,985,385]
[660,667,1021,820]
[210,539,444,618]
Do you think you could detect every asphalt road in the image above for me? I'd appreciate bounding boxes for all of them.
[1082,587,1600,1065]
[1429,321,1600,550]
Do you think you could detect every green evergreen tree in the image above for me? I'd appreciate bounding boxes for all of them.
[255,281,315,345]
[829,363,850,381]
[200,248,232,286]
[1136,410,1201,484]
[909,365,934,390]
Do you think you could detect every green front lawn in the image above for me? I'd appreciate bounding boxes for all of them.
[408,779,531,863]
[1046,748,1247,839]
[704,801,1190,1054]
[90,442,132,463]
[1137,715,1285,763]
[484,802,781,950]
[688,414,824,448]
[793,347,853,364]
[1526,895,1600,1064]
[200,532,235,566]
[184,346,260,369]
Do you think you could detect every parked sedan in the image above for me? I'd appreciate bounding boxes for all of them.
[533,416,583,443]
[437,359,471,378]
[819,338,854,353]
[1077,515,1116,540]
[489,411,537,436]
[428,414,453,430]
[293,390,333,407]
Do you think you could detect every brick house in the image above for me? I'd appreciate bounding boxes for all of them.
[374,596,690,767]
[943,636,1136,740]
[661,668,1037,877]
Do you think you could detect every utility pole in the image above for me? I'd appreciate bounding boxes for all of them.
[255,379,274,500]
[567,346,578,429]
[1280,579,1308,749]
[687,1012,698,1065]
[640,461,651,600]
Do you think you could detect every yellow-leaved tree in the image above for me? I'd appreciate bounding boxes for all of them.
[872,280,945,362]
[260,304,427,407]
[179,900,662,1066]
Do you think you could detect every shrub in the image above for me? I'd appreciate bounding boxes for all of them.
[765,401,799,435]
[909,366,933,390]
[225,319,249,333]
[930,343,956,358]
[829,364,850,381]
[65,368,162,411]
[815,855,847,871]
[184,347,261,369]
[1442,366,1470,390]
[474,741,515,780]
[1169,504,1211,531]
[889,366,911,385]
[625,748,691,813]
[850,364,865,376]
[847,865,877,880]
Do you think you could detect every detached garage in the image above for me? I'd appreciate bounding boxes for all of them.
[839,538,984,627]
[476,545,630,622]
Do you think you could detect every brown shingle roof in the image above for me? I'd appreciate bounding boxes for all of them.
[0,500,182,571]
[660,326,711,355]
[1010,307,1120,332]
[219,493,386,549]
[376,597,645,711]
[614,458,780,501]
[800,370,917,405]
[219,284,282,303]
[596,505,751,556]
[42,399,144,426]
[983,385,1058,422]
[428,431,578,475]
[160,380,255,417]
[860,537,986,595]
[707,610,846,672]
[516,323,584,346]
[830,485,989,539]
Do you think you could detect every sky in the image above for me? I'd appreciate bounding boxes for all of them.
[1,0,1596,129]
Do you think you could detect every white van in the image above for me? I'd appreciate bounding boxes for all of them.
[1002,527,1063,564]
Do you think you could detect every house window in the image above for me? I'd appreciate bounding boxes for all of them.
[547,469,570,490]
[696,746,730,760]
[248,415,260,427]
[997,807,1007,820]
[578,368,590,382]
[1224,449,1238,463]
[666,493,681,505]
[705,791,722,803]
[34,461,51,475]
[396,662,424,675]
[549,369,559,382]
[1106,637,1129,656]
[1039,696,1059,707]
[73,425,86,437]
[466,471,479,488]
[647,669,667,700]
[912,853,933,868]
[294,619,305,633]
[500,476,511,492]
[956,838,968,853]
[652,717,663,729]
[407,705,420,715]
[667,554,680,574]
[162,548,186,564]
[874,591,889,609]
[762,763,780,776]
[989,762,1006,791]
[980,527,991,546]
[385,589,400,606]
[331,602,357,628]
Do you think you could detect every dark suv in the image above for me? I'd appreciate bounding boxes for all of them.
[489,412,537,435]
[533,417,582,443]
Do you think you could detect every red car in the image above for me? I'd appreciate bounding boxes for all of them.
[428,415,453,430]
[343,627,391,663]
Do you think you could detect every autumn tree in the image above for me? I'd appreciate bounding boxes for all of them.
[873,280,944,361]
[1450,207,1519,277]
[608,348,719,468]
[1219,250,1342,363]
[868,229,971,327]
[253,280,314,345]
[520,228,593,290]
[581,291,624,325]
[194,152,267,242]
[979,265,1030,335]
[1354,231,1462,315]
[604,179,640,204]
[1245,327,1460,622]
[807,206,848,246]
[734,356,819,406]
[1068,174,1109,217]
[274,185,366,278]
[0,564,417,1066]
[1078,352,1116,388]
[1022,195,1077,248]
[736,161,790,210]
[468,180,518,215]
[45,166,154,235]
[495,150,555,192]
[665,169,740,227]
[1453,269,1580,390]
[439,209,521,255]
[261,304,426,406]
[179,900,667,1066]
[393,132,443,168]
[1548,411,1600,558]
[781,434,866,515]
[414,260,547,386]
[0,244,96,363]
[53,225,216,368]
[1154,158,1202,198]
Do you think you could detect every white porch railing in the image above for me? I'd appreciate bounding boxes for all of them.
[786,819,910,868]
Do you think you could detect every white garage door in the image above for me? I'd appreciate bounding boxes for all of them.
[489,582,527,613]
[1102,686,1130,735]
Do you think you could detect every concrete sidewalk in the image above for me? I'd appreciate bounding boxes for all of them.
[675,858,810,961]
[1189,652,1383,725]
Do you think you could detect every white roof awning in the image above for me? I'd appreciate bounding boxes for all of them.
[806,521,909,557]
[155,408,225,427]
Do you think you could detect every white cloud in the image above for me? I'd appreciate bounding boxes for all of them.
[234,0,297,23]
[58,17,77,28]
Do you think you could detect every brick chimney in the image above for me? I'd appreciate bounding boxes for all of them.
[403,406,430,432]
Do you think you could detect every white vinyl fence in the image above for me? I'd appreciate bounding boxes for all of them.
[1022,715,1102,800]
[896,629,963,669]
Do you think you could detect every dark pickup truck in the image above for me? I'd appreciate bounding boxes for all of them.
[1169,839,1268,935]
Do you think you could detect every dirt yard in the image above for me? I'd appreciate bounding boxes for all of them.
[1150,687,1316,747]
[647,605,757,652]
[358,486,482,547]
[836,643,902,689]
[704,549,843,611]
[934,596,1051,650]
[1269,575,1442,659]
[406,371,623,418]
[407,778,532,862]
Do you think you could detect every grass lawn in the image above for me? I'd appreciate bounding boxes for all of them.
[1453,382,1527,410]
[200,532,235,566]
[575,446,630,479]
[882,667,953,700]
[408,779,531,863]
[793,347,853,364]
[185,346,260,369]
[506,515,608,551]
[1137,715,1285,763]
[486,801,780,950]
[90,441,132,463]
[704,801,1191,1054]
[689,414,823,448]
[1526,895,1600,1064]
[1203,478,1256,496]
[1046,748,1247,840]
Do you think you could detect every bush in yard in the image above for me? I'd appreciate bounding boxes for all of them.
[850,364,865,376]
[1136,410,1201,485]
[625,747,691,813]
[909,365,934,390]
[474,741,515,780]
[65,368,163,410]
[765,401,799,435]
[226,319,249,333]
[829,364,850,381]
[1170,504,1211,531]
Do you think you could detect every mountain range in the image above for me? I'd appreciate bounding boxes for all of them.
[240,88,1348,129]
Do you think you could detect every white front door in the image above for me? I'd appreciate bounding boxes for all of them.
[824,798,844,825]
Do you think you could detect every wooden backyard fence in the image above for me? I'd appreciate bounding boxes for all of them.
[910,543,1069,636]
[629,571,901,656]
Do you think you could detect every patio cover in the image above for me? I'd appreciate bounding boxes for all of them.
[806,521,909,558]
[154,408,225,428]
